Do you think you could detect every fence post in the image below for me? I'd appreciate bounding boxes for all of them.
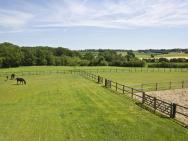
[131,88,134,99]
[116,82,117,91]
[182,81,184,88]
[105,79,107,87]
[170,103,177,118]
[98,76,100,83]
[154,97,156,112]
[142,92,145,104]
[155,83,158,91]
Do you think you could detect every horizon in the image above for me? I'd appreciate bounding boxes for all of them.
[0,0,188,50]
[1,42,188,51]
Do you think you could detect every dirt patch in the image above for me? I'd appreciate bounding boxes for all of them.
[147,88,188,125]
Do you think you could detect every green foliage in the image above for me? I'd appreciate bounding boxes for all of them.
[21,48,36,66]
[2,42,186,68]
[0,42,23,67]
[122,60,146,67]
[151,54,155,58]
[148,62,188,68]
[83,52,94,60]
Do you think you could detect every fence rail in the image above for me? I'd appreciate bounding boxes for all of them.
[130,81,188,92]
[78,67,188,73]
[78,70,188,125]
[1,67,188,77]
[0,70,76,77]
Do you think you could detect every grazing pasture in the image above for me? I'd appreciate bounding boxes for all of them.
[94,71,188,88]
[0,68,188,141]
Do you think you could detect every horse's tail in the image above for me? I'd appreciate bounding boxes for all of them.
[24,80,26,85]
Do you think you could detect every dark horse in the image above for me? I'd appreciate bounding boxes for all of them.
[11,73,15,80]
[16,78,26,85]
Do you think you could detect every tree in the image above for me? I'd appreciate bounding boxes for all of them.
[126,51,136,61]
[46,52,55,65]
[83,52,94,60]
[151,54,155,58]
[21,48,36,66]
[0,43,23,67]
[36,49,47,65]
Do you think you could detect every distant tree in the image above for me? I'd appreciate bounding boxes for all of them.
[0,43,23,67]
[126,51,136,61]
[83,52,94,60]
[46,52,55,65]
[36,49,47,65]
[21,48,36,66]
[151,54,155,58]
[55,57,61,66]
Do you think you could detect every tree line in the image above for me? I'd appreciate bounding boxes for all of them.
[0,42,145,68]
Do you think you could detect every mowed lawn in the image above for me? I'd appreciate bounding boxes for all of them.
[0,73,188,141]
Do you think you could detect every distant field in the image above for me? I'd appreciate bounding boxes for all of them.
[117,51,188,59]
[0,67,188,141]
[80,51,188,59]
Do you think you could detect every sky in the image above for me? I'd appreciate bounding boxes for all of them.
[0,0,188,50]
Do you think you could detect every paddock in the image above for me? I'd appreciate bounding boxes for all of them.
[0,67,188,141]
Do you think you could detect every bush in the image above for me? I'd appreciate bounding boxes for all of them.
[122,61,145,67]
[148,62,188,68]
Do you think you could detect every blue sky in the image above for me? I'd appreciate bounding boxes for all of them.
[0,0,188,50]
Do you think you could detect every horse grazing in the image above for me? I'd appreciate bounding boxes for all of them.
[11,73,15,80]
[16,78,26,85]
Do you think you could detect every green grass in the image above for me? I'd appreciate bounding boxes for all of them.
[156,52,188,58]
[94,71,188,91]
[117,51,188,59]
[96,72,188,85]
[0,67,188,141]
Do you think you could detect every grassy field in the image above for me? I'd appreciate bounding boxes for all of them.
[95,71,188,86]
[94,71,188,91]
[117,51,188,59]
[0,67,188,141]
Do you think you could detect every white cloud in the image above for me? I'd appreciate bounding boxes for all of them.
[0,9,34,30]
[0,0,188,32]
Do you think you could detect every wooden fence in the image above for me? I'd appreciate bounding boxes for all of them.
[79,67,188,73]
[2,67,187,76]
[130,80,188,92]
[0,70,76,77]
[78,70,188,125]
